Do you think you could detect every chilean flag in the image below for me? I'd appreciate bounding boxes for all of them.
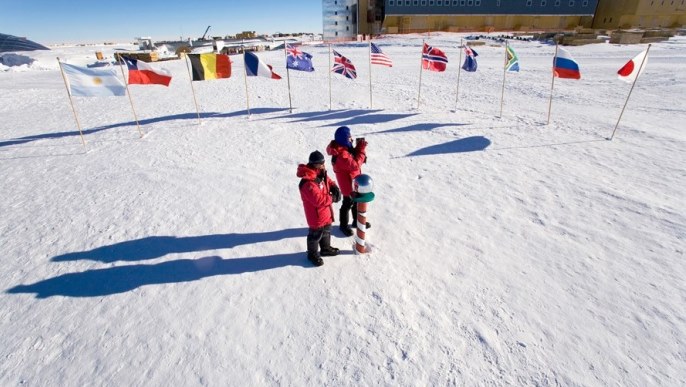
[122,56,172,86]
[553,47,581,79]
[244,51,281,79]
[618,49,649,83]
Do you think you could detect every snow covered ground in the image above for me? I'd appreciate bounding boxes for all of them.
[1,33,685,385]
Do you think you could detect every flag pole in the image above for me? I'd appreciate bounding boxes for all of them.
[328,44,332,111]
[546,43,559,125]
[499,41,508,118]
[183,56,202,124]
[454,38,463,111]
[116,56,144,137]
[284,43,293,113]
[369,41,373,109]
[56,57,86,147]
[243,54,252,118]
[417,40,424,110]
[609,44,652,141]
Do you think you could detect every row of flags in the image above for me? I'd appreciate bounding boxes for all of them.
[59,42,651,98]
[57,41,651,143]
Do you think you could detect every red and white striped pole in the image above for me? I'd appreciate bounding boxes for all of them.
[352,174,375,254]
[354,201,369,254]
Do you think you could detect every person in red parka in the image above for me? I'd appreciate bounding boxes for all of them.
[297,150,342,266]
[326,126,368,236]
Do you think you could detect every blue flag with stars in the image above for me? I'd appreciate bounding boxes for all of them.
[286,43,314,72]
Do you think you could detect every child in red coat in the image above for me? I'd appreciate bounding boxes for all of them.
[297,151,341,266]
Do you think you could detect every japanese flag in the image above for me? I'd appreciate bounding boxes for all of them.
[618,49,649,83]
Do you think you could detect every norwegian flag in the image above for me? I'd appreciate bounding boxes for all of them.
[332,50,357,79]
[422,43,448,72]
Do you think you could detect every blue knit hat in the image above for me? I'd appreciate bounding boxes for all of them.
[334,126,353,148]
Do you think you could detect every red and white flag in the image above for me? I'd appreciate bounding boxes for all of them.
[122,56,172,86]
[617,49,649,83]
[370,43,393,67]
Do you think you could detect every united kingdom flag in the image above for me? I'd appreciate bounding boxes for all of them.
[332,50,357,79]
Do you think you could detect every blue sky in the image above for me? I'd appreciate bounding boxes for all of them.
[2,0,323,44]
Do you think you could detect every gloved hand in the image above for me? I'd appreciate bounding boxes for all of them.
[355,139,368,153]
[330,185,341,203]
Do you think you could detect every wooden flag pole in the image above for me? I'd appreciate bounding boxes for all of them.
[328,44,332,111]
[183,56,202,124]
[454,38,464,111]
[417,40,425,110]
[609,44,652,141]
[56,57,86,146]
[368,41,373,109]
[284,43,293,113]
[116,56,144,137]
[547,44,559,125]
[243,54,252,118]
[499,41,508,118]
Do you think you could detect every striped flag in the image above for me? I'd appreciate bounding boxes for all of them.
[188,53,231,81]
[553,47,581,79]
[370,43,392,67]
[332,50,357,79]
[61,62,126,97]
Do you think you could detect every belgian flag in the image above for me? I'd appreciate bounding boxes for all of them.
[188,53,231,81]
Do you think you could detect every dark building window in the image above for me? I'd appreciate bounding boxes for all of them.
[475,0,481,5]
[542,0,547,5]
[582,0,588,5]
[555,0,561,5]
[527,0,532,5]
[421,0,427,5]
[468,0,473,5]
[569,0,575,6]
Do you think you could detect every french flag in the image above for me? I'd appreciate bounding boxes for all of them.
[553,47,581,80]
[122,56,172,86]
[244,51,281,79]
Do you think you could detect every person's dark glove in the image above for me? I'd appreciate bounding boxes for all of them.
[356,139,368,153]
[330,185,341,203]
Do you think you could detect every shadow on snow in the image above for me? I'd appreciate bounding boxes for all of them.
[7,253,310,298]
[406,136,491,157]
[371,122,468,135]
[52,227,308,263]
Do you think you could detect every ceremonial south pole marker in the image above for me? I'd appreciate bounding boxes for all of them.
[352,174,375,254]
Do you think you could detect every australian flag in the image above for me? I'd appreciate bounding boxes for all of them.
[462,45,479,72]
[286,43,314,72]
[332,50,357,79]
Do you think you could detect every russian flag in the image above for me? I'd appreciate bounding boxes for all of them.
[244,51,281,79]
[553,47,581,79]
[122,56,172,86]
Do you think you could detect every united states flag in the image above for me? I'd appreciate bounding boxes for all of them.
[370,43,392,67]
[332,50,357,79]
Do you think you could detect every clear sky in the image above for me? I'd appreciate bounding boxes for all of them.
[1,0,323,44]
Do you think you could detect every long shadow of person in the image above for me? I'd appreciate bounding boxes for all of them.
[8,253,310,298]
[52,228,308,263]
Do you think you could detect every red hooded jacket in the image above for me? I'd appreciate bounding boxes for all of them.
[325,141,366,196]
[297,164,337,229]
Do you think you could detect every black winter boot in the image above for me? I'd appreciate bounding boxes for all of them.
[351,221,371,229]
[320,246,340,256]
[339,226,354,236]
[307,252,324,267]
